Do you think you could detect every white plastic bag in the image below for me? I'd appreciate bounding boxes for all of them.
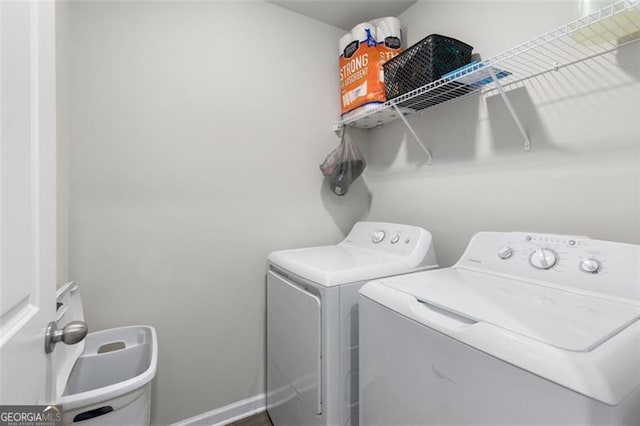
[319,128,366,196]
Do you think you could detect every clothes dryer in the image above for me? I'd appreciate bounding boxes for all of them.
[267,222,437,426]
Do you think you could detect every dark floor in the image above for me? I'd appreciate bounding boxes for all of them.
[228,411,273,426]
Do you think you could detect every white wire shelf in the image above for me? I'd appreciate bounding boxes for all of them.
[339,0,640,130]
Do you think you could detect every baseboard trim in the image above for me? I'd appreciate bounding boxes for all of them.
[171,393,266,426]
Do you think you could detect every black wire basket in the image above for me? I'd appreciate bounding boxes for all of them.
[383,34,473,107]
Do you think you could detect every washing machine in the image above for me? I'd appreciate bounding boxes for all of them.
[266,221,438,426]
[359,231,640,425]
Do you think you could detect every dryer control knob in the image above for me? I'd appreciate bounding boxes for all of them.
[390,234,400,244]
[372,231,385,244]
[580,258,601,274]
[529,248,557,270]
[497,246,513,260]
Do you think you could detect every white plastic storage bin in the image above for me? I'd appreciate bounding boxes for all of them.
[54,283,158,425]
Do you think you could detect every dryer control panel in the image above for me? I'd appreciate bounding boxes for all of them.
[340,221,438,268]
[456,232,640,302]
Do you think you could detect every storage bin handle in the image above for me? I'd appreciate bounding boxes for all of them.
[73,406,113,422]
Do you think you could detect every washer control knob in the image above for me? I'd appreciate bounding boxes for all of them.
[497,246,513,260]
[372,231,385,244]
[390,234,400,244]
[529,248,557,270]
[580,258,601,274]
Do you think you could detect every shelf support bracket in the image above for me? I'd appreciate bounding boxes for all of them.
[392,104,433,165]
[488,67,531,151]
[332,122,344,137]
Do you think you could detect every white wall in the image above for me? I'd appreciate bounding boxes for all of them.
[361,0,640,266]
[64,2,369,424]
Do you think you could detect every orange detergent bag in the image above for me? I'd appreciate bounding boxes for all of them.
[339,29,402,115]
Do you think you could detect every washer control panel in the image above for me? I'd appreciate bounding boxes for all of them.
[340,221,437,266]
[458,232,640,301]
[490,234,603,274]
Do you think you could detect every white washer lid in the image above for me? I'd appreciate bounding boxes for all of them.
[268,245,422,287]
[382,268,640,352]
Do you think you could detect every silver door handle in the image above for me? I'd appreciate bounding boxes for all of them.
[45,320,88,354]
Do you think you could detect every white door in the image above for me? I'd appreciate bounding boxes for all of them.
[0,0,57,404]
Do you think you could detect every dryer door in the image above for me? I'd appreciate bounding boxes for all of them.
[267,271,322,424]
